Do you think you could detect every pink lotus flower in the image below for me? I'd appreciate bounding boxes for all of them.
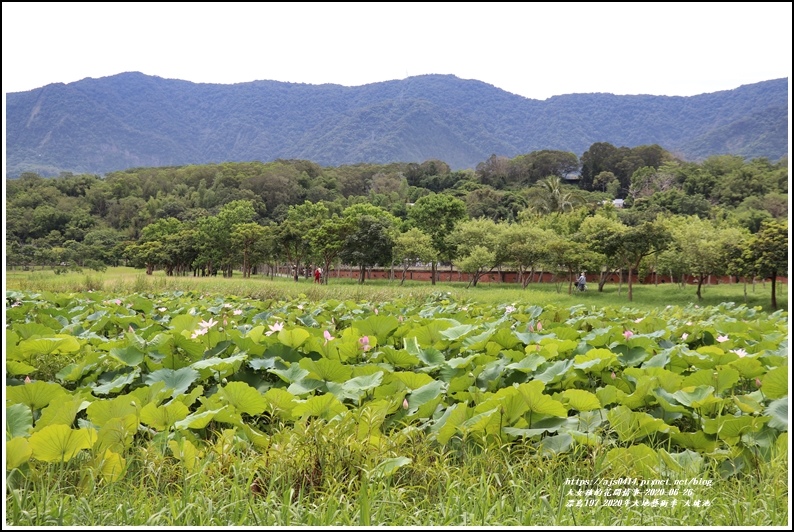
[716,335,729,343]
[732,348,748,358]
[403,398,409,409]
[233,309,243,316]
[24,376,31,384]
[373,308,379,315]
[634,317,644,323]
[505,305,516,314]
[623,330,633,339]
[536,322,542,331]
[324,330,335,345]
[198,317,218,330]
[611,371,616,380]
[266,322,284,336]
[191,328,208,339]
[359,336,371,351]
[158,307,167,312]
[681,333,689,341]
[528,323,534,332]
[755,377,762,388]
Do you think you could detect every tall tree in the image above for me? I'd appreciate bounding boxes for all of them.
[407,194,468,285]
[743,220,788,310]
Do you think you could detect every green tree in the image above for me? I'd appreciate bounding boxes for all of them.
[407,194,468,285]
[392,228,437,285]
[743,220,788,310]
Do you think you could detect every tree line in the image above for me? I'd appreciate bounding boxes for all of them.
[5,144,788,308]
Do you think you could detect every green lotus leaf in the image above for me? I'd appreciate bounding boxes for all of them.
[406,380,445,415]
[168,314,200,335]
[277,328,310,349]
[12,322,56,340]
[672,385,717,408]
[574,348,617,373]
[559,389,602,412]
[124,383,167,411]
[6,403,33,439]
[440,324,478,341]
[369,456,411,479]
[404,337,445,367]
[263,388,298,419]
[460,407,500,434]
[600,444,659,478]
[532,359,573,384]
[173,334,206,360]
[379,345,420,367]
[392,371,435,390]
[727,357,765,378]
[503,426,552,439]
[568,430,601,447]
[140,401,190,431]
[93,369,140,395]
[574,409,608,433]
[94,448,127,483]
[537,433,573,456]
[190,353,247,379]
[448,374,475,393]
[462,329,495,351]
[6,360,37,376]
[29,424,96,463]
[34,395,89,432]
[652,389,690,414]
[659,448,703,477]
[760,366,788,399]
[145,367,200,398]
[95,414,138,453]
[7,437,33,470]
[607,405,676,442]
[218,382,267,415]
[299,357,352,383]
[108,345,145,367]
[703,414,769,438]
[615,346,650,367]
[14,337,69,362]
[293,392,347,420]
[670,430,717,452]
[775,433,787,459]
[432,403,470,445]
[270,364,310,384]
[732,395,764,414]
[242,424,271,451]
[173,409,222,430]
[764,397,787,431]
[330,372,384,402]
[640,351,670,368]
[352,314,400,344]
[287,378,325,396]
[244,325,266,343]
[682,368,740,395]
[506,354,545,373]
[489,327,521,350]
[581,326,617,347]
[516,380,568,418]
[203,340,234,359]
[168,438,200,473]
[86,395,141,427]
[6,381,69,410]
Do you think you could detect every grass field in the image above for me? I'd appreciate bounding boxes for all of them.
[4,266,788,313]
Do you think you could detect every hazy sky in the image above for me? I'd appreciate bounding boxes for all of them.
[2,2,791,100]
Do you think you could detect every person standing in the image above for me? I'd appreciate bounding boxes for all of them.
[577,272,586,291]
[314,267,322,284]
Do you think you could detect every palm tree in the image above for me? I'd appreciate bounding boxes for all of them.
[525,176,583,214]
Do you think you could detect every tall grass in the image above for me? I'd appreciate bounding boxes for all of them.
[4,266,788,312]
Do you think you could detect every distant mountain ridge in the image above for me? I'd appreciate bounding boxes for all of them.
[5,72,788,177]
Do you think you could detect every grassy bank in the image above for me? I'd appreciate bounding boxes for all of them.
[5,266,787,313]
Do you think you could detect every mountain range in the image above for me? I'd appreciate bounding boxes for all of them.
[5,72,788,177]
